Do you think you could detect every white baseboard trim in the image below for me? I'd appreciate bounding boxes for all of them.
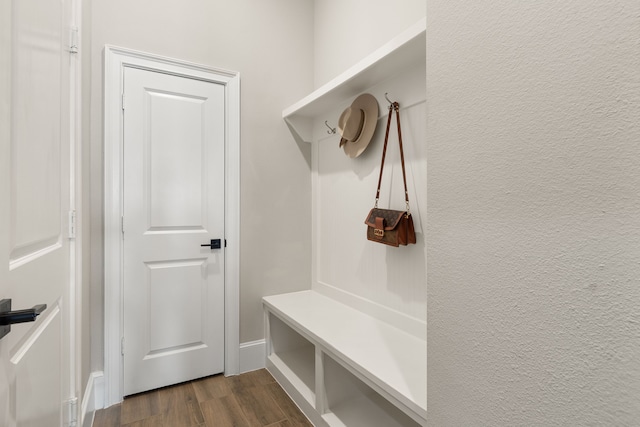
[81,371,104,427]
[87,341,261,421]
[239,339,266,374]
[84,342,260,423]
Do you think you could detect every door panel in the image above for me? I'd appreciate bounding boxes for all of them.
[14,307,61,427]
[123,67,225,396]
[147,259,206,353]
[0,0,72,425]
[10,0,63,263]
[147,90,206,229]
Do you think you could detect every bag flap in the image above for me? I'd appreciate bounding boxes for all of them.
[364,208,406,230]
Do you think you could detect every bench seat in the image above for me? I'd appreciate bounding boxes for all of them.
[263,290,426,426]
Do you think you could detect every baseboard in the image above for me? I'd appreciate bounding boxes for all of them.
[84,341,261,422]
[239,339,266,374]
[81,371,104,427]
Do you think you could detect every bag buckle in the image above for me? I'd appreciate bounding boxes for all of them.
[374,217,385,238]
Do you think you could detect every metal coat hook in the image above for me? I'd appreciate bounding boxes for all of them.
[385,92,399,110]
[325,120,336,134]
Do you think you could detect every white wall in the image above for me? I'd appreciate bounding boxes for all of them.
[306,2,427,330]
[312,65,427,325]
[313,0,425,86]
[427,1,640,425]
[87,0,315,374]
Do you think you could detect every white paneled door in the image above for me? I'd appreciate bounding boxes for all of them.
[0,0,73,425]
[122,67,226,396]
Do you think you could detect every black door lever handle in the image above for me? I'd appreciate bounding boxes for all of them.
[0,299,47,340]
[201,239,222,249]
[0,301,47,325]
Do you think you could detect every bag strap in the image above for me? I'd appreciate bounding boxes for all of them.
[374,101,410,214]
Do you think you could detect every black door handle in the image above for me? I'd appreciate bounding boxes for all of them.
[0,299,47,340]
[201,239,222,249]
[0,300,46,325]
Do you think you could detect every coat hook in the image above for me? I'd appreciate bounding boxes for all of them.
[384,92,399,111]
[325,120,336,134]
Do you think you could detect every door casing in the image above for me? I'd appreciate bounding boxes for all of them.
[103,45,240,407]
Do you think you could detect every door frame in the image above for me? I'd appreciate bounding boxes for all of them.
[103,45,240,407]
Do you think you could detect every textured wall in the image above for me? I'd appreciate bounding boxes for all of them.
[427,1,640,425]
[427,0,640,426]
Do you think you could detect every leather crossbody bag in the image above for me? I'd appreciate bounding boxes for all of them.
[365,101,416,247]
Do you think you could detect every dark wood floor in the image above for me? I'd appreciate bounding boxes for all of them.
[93,369,313,427]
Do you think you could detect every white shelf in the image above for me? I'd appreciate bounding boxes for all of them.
[323,393,421,427]
[268,348,316,406]
[263,290,426,426]
[323,351,421,427]
[282,17,426,142]
[267,313,316,406]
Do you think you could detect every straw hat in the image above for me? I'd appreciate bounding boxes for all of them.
[338,93,379,158]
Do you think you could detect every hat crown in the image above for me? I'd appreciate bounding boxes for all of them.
[337,93,379,158]
[340,107,365,141]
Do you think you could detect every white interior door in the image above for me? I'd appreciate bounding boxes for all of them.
[123,67,226,396]
[0,0,73,425]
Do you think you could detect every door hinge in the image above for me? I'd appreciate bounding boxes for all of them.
[121,216,125,234]
[64,397,78,427]
[121,336,125,355]
[68,210,77,239]
[122,93,125,110]
[69,27,79,54]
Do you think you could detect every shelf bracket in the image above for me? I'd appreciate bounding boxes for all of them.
[284,116,312,144]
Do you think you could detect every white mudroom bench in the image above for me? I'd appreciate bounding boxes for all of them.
[263,290,426,427]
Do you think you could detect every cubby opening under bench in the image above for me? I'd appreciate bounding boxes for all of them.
[263,290,426,427]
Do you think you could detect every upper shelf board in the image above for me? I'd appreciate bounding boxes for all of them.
[282,17,426,120]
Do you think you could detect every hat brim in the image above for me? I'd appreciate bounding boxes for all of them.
[342,94,379,158]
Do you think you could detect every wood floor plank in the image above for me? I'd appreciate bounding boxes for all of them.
[200,395,251,427]
[122,414,164,427]
[234,384,287,426]
[264,421,293,427]
[228,369,275,394]
[266,420,296,427]
[121,390,162,424]
[93,370,308,427]
[247,369,277,386]
[157,382,205,427]
[264,382,313,427]
[192,374,233,402]
[93,404,122,427]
